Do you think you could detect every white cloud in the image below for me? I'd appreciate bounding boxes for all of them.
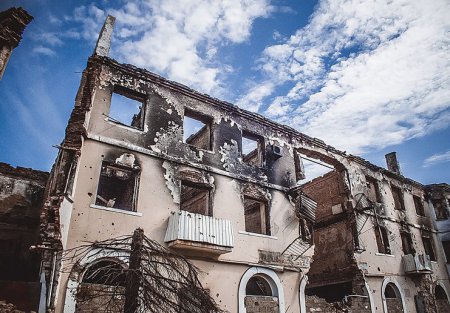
[247,0,450,154]
[235,81,275,112]
[66,0,272,95]
[32,46,56,56]
[423,150,450,168]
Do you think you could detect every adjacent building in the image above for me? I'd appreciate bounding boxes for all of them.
[0,163,48,312]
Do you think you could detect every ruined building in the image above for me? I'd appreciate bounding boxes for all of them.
[0,7,32,80]
[425,184,450,279]
[0,12,449,313]
[302,152,450,313]
[0,163,48,312]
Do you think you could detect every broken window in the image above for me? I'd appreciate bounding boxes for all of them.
[180,181,211,216]
[109,86,146,129]
[385,283,400,299]
[299,217,313,244]
[413,195,425,216]
[242,131,264,167]
[183,109,212,151]
[433,200,447,220]
[375,225,391,254]
[421,233,436,261]
[366,176,382,203]
[77,260,126,312]
[95,160,139,212]
[442,241,450,263]
[391,186,405,211]
[246,276,272,296]
[400,231,415,255]
[244,196,270,235]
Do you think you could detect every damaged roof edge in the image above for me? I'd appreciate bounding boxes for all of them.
[89,16,425,190]
[0,162,49,183]
[83,55,424,189]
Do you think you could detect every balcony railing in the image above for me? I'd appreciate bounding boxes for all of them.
[164,210,233,255]
[403,253,432,274]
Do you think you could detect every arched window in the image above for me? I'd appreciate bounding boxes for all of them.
[435,284,450,313]
[76,259,126,312]
[384,283,399,298]
[82,260,126,286]
[246,276,273,296]
[435,285,447,300]
[382,280,404,313]
[238,267,285,313]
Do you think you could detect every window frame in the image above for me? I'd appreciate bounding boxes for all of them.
[243,195,270,236]
[183,108,213,151]
[241,130,265,167]
[94,160,140,212]
[374,225,391,255]
[413,195,425,216]
[108,85,147,131]
[421,233,437,261]
[180,180,213,216]
[366,176,382,204]
[391,186,405,211]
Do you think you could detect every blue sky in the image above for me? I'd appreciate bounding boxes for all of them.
[0,0,449,184]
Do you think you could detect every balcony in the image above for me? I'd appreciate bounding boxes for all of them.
[164,210,233,255]
[403,254,432,274]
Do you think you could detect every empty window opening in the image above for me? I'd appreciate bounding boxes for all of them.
[435,285,447,300]
[366,177,382,203]
[421,234,436,261]
[297,154,335,183]
[244,197,270,235]
[442,241,450,263]
[385,283,400,299]
[299,217,313,244]
[391,186,405,211]
[413,195,425,216]
[433,200,447,220]
[109,86,145,129]
[400,232,415,255]
[180,181,211,216]
[246,276,273,296]
[183,109,212,150]
[95,162,139,212]
[242,132,264,166]
[375,225,391,254]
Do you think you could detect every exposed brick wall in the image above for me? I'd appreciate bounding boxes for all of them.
[302,171,345,222]
[76,283,125,313]
[306,295,340,312]
[348,297,371,313]
[244,296,279,313]
[385,299,403,313]
[436,299,450,313]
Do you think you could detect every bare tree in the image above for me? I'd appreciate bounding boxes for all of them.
[63,229,225,313]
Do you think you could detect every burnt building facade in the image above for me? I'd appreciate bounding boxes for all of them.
[3,14,447,313]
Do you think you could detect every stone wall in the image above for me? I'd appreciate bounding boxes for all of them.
[244,296,279,313]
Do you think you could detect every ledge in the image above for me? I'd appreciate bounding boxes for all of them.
[238,230,277,240]
[90,204,142,216]
[375,253,395,257]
